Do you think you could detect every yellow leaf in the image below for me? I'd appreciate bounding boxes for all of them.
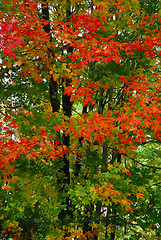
[24,120,30,126]
[18,207,24,213]
[107,164,113,170]
[46,235,55,240]
[31,125,36,130]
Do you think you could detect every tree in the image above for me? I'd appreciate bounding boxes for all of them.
[0,0,161,239]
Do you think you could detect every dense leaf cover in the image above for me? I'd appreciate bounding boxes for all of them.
[0,0,161,239]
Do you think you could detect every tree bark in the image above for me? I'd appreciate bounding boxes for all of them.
[41,0,73,226]
[57,0,73,226]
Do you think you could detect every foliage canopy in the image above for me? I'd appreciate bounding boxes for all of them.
[0,0,161,239]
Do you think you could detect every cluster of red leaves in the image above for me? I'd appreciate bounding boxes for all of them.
[64,85,95,106]
[54,83,161,151]
[0,0,161,190]
[0,0,49,57]
[0,117,70,187]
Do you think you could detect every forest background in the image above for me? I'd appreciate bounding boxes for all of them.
[0,0,161,239]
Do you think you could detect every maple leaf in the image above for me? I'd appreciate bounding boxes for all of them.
[126,172,131,177]
[136,193,145,200]
[119,149,126,154]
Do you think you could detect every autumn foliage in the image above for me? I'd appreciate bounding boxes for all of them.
[0,0,161,239]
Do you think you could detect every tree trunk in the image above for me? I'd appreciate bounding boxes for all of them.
[41,0,73,227]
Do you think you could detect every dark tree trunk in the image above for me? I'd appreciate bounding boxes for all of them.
[57,0,73,226]
[41,0,60,113]
[41,0,73,227]
[110,232,115,240]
